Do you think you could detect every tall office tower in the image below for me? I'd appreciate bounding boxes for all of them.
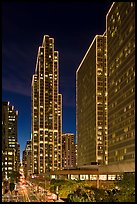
[2,101,19,180]
[107,2,135,164]
[17,143,20,172]
[76,33,108,167]
[31,35,62,175]
[22,140,32,178]
[62,133,76,169]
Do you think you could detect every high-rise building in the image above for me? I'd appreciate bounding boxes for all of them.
[62,133,76,169]
[76,33,108,167]
[106,2,135,164]
[31,35,62,175]
[17,143,20,172]
[75,144,78,167]
[2,101,19,180]
[22,140,32,178]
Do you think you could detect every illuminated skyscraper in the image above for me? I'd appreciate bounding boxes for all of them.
[31,35,62,175]
[2,101,19,180]
[62,133,76,169]
[17,143,20,172]
[22,140,32,178]
[106,2,135,164]
[76,33,108,167]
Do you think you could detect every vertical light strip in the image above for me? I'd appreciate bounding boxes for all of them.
[106,2,115,19]
[52,38,55,171]
[106,12,109,165]
[43,40,45,173]
[31,75,34,174]
[95,36,98,163]
[57,52,59,170]
[60,94,62,170]
[76,70,78,165]
[76,71,77,164]
[38,47,41,174]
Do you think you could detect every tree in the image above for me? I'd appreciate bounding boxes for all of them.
[67,186,96,202]
[10,182,15,192]
[114,172,135,202]
[8,170,20,183]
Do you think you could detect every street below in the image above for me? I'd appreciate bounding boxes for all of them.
[2,178,63,202]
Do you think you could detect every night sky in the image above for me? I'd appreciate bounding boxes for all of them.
[2,1,112,160]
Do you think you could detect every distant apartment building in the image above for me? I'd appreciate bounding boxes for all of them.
[31,35,62,175]
[2,101,20,180]
[76,33,108,167]
[62,133,76,169]
[106,2,135,164]
[22,140,32,178]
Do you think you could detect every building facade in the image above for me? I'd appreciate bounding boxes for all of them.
[75,144,78,167]
[2,101,19,180]
[31,35,62,175]
[107,2,135,164]
[22,140,32,178]
[76,34,108,167]
[17,143,20,172]
[62,133,76,169]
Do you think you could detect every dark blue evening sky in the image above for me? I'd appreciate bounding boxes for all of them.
[2,1,112,161]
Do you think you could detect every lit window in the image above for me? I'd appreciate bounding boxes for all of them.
[129,104,131,109]
[129,25,133,32]
[124,127,128,132]
[8,152,13,155]
[98,131,102,135]
[112,133,115,138]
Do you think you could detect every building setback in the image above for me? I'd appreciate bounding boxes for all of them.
[62,133,76,169]
[76,33,108,167]
[107,2,135,164]
[2,101,20,180]
[31,35,62,175]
